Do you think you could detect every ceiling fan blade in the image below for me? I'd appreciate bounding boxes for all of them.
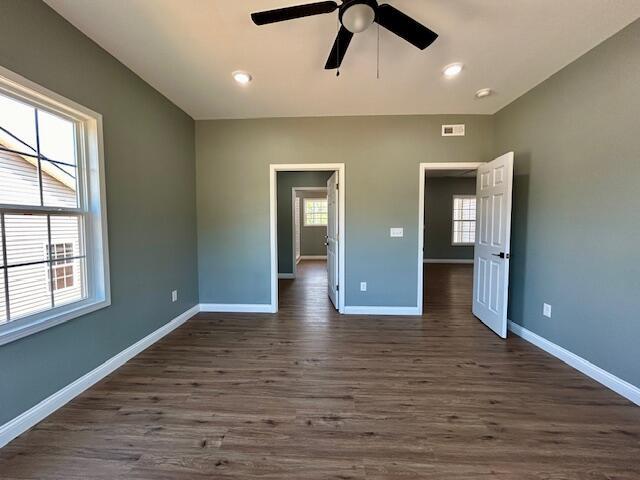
[375,4,438,50]
[324,26,354,69]
[251,1,338,26]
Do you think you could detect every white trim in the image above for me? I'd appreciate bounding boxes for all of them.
[270,164,345,314]
[199,303,275,313]
[343,306,421,316]
[418,162,484,315]
[424,259,474,264]
[0,304,200,448]
[278,273,295,279]
[508,320,640,407]
[299,255,327,260]
[0,65,111,346]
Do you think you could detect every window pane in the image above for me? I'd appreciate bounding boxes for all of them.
[53,257,85,307]
[42,160,78,208]
[0,149,41,206]
[304,198,328,226]
[0,92,37,157]
[37,110,76,165]
[7,264,52,320]
[4,214,48,265]
[50,215,83,257]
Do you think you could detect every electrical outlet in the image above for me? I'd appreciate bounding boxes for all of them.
[360,282,367,292]
[543,303,552,318]
[172,290,178,302]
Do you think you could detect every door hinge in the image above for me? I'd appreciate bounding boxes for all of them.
[336,285,339,292]
[336,183,339,190]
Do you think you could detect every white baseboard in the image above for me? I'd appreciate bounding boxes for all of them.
[424,258,473,264]
[278,273,295,279]
[200,303,275,313]
[299,255,327,260]
[343,306,421,316]
[0,304,201,449]
[508,320,640,406]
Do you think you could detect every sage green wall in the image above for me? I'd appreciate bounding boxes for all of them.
[495,19,640,387]
[0,0,198,424]
[196,115,494,306]
[277,171,331,274]
[424,177,476,260]
[299,190,329,257]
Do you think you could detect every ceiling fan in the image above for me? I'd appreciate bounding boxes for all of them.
[251,0,438,70]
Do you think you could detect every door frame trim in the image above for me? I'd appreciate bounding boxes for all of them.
[270,164,345,313]
[417,162,485,314]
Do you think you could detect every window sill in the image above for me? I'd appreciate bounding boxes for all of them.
[0,297,110,346]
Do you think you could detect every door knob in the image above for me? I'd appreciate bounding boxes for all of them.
[491,252,510,259]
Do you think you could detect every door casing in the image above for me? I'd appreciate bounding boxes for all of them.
[270,164,346,313]
[417,162,485,315]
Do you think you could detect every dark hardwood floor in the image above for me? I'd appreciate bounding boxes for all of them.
[2,261,639,479]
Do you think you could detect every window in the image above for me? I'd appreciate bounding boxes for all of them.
[303,198,328,227]
[0,67,109,345]
[452,195,476,245]
[47,243,75,291]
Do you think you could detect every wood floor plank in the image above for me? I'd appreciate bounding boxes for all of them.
[1,261,639,479]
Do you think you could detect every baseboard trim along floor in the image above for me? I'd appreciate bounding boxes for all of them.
[508,320,640,406]
[343,306,421,316]
[0,304,201,449]
[199,303,275,313]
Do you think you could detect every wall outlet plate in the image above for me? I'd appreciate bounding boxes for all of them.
[390,228,404,238]
[543,303,552,318]
[360,282,367,292]
[172,290,178,302]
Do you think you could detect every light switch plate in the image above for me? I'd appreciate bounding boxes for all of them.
[390,228,404,238]
[172,290,178,302]
[543,303,552,318]
[360,282,367,292]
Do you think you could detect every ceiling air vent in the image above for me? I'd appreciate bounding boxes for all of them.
[442,124,465,137]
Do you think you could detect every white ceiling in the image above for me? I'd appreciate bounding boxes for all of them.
[45,0,640,120]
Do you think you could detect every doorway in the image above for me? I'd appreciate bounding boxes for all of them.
[418,157,514,338]
[269,164,346,313]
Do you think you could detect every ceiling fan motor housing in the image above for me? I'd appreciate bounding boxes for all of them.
[339,0,378,33]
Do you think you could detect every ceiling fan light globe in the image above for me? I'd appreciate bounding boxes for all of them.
[342,4,375,33]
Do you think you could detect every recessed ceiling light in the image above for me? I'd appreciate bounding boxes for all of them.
[475,88,493,99]
[443,63,463,78]
[232,71,252,85]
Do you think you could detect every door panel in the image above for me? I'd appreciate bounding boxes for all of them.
[472,152,514,338]
[327,172,339,309]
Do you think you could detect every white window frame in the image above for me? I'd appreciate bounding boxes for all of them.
[303,197,328,227]
[451,195,476,246]
[0,66,110,346]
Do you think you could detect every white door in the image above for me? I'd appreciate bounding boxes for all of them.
[472,152,514,338]
[326,172,339,309]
